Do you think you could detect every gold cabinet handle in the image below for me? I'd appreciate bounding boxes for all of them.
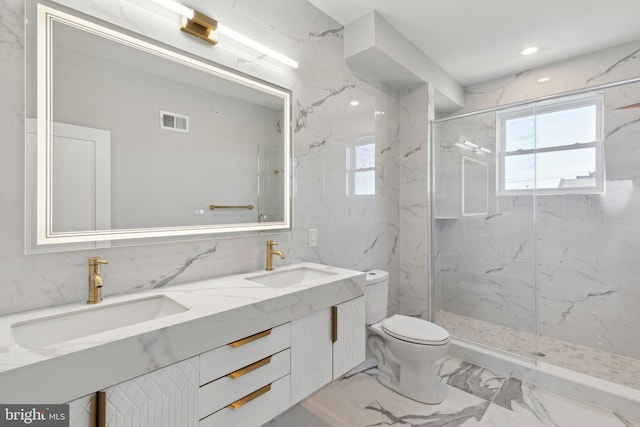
[228,356,272,379]
[331,305,338,343]
[229,329,272,348]
[227,383,271,410]
[91,391,106,427]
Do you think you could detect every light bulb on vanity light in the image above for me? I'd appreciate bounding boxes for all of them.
[462,140,479,149]
[150,0,193,17]
[455,140,492,154]
[454,142,473,151]
[521,46,539,56]
[217,24,299,69]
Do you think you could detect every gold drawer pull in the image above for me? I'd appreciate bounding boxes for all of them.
[90,391,106,427]
[228,356,272,379]
[228,383,272,410]
[229,329,272,348]
[331,305,338,343]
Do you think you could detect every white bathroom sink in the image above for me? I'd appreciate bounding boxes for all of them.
[10,295,188,351]
[246,266,338,288]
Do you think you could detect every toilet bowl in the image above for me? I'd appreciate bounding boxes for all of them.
[363,270,450,404]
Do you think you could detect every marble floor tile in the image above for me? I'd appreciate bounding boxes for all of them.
[266,356,640,427]
[486,377,640,427]
[438,356,508,401]
[267,371,490,427]
[306,373,490,426]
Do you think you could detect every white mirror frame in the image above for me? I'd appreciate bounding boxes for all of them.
[33,4,292,246]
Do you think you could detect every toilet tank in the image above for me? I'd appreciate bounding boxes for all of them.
[365,270,389,324]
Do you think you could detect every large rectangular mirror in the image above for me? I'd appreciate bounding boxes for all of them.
[26,2,292,251]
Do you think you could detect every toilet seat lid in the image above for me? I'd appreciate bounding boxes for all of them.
[381,315,450,345]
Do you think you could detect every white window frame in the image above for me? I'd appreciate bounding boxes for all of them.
[345,135,376,197]
[497,92,605,196]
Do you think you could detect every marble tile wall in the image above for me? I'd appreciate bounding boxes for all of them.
[0,0,402,316]
[434,41,640,360]
[394,84,432,318]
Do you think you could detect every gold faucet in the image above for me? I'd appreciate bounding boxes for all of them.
[266,240,285,271]
[88,257,108,304]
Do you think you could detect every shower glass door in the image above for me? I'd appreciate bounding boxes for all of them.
[433,106,538,360]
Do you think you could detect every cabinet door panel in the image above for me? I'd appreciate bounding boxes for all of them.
[290,309,332,405]
[104,357,199,427]
[67,394,94,427]
[333,297,366,379]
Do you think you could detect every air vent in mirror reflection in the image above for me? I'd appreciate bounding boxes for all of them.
[160,110,189,132]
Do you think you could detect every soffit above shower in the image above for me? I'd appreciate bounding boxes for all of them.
[310,0,640,86]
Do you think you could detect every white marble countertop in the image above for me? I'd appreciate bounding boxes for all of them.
[0,262,365,403]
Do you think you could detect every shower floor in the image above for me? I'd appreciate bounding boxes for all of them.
[436,310,640,390]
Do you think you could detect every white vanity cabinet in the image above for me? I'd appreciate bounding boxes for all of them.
[67,356,199,427]
[65,301,362,427]
[198,323,292,427]
[290,296,366,404]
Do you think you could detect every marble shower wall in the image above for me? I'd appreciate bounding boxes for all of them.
[0,0,401,316]
[435,40,640,359]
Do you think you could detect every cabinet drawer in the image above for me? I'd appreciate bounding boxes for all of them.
[200,323,290,385]
[198,348,290,419]
[199,375,290,427]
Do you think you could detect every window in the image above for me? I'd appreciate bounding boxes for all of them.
[497,92,604,195]
[346,137,375,196]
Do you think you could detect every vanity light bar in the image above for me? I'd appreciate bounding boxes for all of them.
[149,0,299,69]
[454,142,473,151]
[217,24,299,69]
[455,141,492,154]
[462,140,479,149]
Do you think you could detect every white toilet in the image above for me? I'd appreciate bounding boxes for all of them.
[364,270,450,404]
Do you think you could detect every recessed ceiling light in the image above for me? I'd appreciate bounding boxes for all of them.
[521,46,539,56]
[538,77,551,83]
[350,100,360,106]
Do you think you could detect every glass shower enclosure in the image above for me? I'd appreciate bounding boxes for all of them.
[432,80,640,390]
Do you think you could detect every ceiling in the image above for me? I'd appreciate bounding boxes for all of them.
[308,0,640,87]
